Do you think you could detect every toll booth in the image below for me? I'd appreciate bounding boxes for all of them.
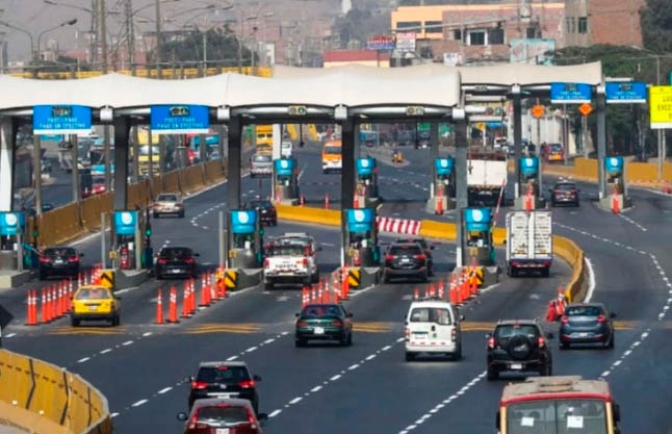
[113,210,147,271]
[431,157,456,213]
[462,207,495,267]
[344,208,381,287]
[0,212,27,273]
[273,157,300,205]
[601,156,629,211]
[228,209,264,269]
[355,157,379,207]
[515,156,543,210]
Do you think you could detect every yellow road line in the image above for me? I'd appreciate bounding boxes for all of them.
[186,323,261,331]
[182,328,259,335]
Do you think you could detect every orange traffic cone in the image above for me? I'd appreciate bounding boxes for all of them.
[182,285,191,318]
[324,193,330,209]
[167,287,179,323]
[612,186,620,214]
[26,290,36,326]
[156,289,164,324]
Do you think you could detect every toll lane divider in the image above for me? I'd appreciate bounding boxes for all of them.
[277,206,589,303]
[0,349,112,434]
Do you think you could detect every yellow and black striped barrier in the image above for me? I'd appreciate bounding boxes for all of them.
[224,269,238,291]
[469,266,484,287]
[100,270,115,290]
[347,268,361,289]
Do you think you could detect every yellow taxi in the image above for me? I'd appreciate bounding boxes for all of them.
[70,285,122,327]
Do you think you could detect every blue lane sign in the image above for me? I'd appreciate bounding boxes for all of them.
[38,134,64,141]
[230,210,257,234]
[0,212,26,236]
[550,83,592,104]
[605,81,647,104]
[33,105,92,135]
[604,156,624,174]
[346,208,374,233]
[435,158,454,175]
[150,105,210,135]
[114,211,138,235]
[274,158,294,177]
[520,157,539,176]
[356,158,376,175]
[464,208,492,232]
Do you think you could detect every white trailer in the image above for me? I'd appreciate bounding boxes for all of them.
[467,159,508,207]
[505,210,553,277]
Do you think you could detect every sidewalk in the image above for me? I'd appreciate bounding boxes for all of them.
[0,423,26,434]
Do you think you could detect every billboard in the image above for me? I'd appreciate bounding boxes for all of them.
[509,39,556,65]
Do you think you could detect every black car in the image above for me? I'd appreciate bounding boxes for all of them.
[394,238,435,276]
[295,303,354,347]
[28,203,55,217]
[549,181,580,207]
[154,247,199,279]
[38,247,83,280]
[186,361,262,414]
[485,319,553,381]
[246,199,277,226]
[383,242,429,283]
[559,303,616,349]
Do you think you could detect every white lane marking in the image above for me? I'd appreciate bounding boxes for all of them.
[269,339,402,417]
[77,357,91,364]
[268,409,282,418]
[111,332,287,418]
[397,371,487,433]
[245,346,258,353]
[122,340,133,346]
[618,214,647,232]
[5,333,16,338]
[110,412,119,418]
[584,257,597,303]
[99,348,112,354]
[555,221,671,379]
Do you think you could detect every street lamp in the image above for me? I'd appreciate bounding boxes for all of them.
[37,18,78,60]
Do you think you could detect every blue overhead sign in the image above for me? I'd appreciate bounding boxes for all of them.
[113,211,138,235]
[33,105,92,135]
[605,81,647,104]
[230,210,257,234]
[356,158,376,175]
[604,156,624,174]
[0,212,25,236]
[550,83,592,104]
[435,158,454,175]
[150,105,210,135]
[274,158,295,177]
[464,208,492,232]
[346,208,374,233]
[520,157,539,176]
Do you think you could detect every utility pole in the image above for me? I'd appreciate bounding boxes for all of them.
[90,0,99,66]
[125,0,135,75]
[155,0,162,78]
[99,0,108,73]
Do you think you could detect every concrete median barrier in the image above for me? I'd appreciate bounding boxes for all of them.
[0,349,112,434]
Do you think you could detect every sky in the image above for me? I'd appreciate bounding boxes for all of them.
[0,0,315,62]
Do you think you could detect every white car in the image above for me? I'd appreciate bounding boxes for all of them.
[404,299,464,361]
[281,141,293,158]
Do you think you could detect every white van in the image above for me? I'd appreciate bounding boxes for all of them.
[404,299,464,361]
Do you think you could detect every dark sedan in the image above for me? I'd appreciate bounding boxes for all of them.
[394,237,436,276]
[383,242,429,283]
[154,247,199,279]
[295,303,353,347]
[246,199,277,226]
[559,303,616,349]
[38,247,83,280]
[549,181,580,207]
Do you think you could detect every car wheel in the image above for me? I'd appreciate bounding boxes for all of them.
[295,339,306,347]
[156,273,163,280]
[607,333,615,349]
[340,334,349,347]
[405,352,416,362]
[153,213,159,218]
[311,273,319,284]
[420,272,429,283]
[179,211,185,218]
[383,274,390,284]
[487,366,498,381]
[264,282,273,291]
[508,267,517,278]
[71,317,80,327]
[38,272,47,281]
[347,332,353,346]
[539,362,552,376]
[550,200,556,207]
[541,267,550,278]
[454,346,462,361]
[560,342,570,350]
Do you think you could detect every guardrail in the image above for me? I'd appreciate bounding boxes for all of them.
[275,205,588,303]
[0,349,112,434]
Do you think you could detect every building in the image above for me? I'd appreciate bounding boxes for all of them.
[564,0,644,48]
[323,50,390,68]
[390,1,565,65]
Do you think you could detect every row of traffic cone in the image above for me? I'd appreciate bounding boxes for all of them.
[412,269,478,306]
[156,270,228,324]
[301,269,351,308]
[26,280,75,325]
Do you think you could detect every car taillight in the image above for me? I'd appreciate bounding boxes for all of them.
[597,314,607,323]
[39,256,51,263]
[68,256,79,263]
[561,316,569,324]
[571,190,578,195]
[415,254,426,261]
[184,258,195,264]
[188,413,199,430]
[157,258,167,264]
[302,258,308,266]
[404,327,410,339]
[331,319,342,327]
[538,337,545,348]
[385,255,394,261]
[297,321,308,327]
[190,381,208,390]
[487,337,495,349]
[238,379,256,389]
[451,329,457,341]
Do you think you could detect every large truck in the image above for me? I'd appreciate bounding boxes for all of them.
[467,154,508,207]
[505,210,553,277]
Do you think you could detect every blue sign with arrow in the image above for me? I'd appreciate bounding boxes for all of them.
[346,208,374,233]
[150,105,210,135]
[605,81,647,104]
[114,211,138,235]
[550,83,592,104]
[33,105,92,135]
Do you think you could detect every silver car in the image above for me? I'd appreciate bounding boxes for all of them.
[250,153,272,178]
[153,193,185,218]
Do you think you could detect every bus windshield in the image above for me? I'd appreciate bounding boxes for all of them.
[324,146,341,155]
[507,399,608,434]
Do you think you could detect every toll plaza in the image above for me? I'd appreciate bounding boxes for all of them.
[426,157,455,214]
[516,156,545,210]
[354,157,379,208]
[344,208,380,287]
[273,157,300,205]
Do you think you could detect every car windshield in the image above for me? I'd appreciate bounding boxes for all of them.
[495,325,540,339]
[139,146,160,156]
[389,245,422,255]
[249,200,272,208]
[196,406,249,426]
[44,248,76,257]
[409,307,452,325]
[566,306,603,317]
[253,155,271,162]
[196,366,250,383]
[157,194,178,202]
[324,146,341,155]
[75,288,111,300]
[93,177,105,184]
[160,247,192,257]
[399,238,428,249]
[554,183,576,191]
[268,245,305,256]
[301,305,342,318]
[550,143,563,152]
[506,399,608,434]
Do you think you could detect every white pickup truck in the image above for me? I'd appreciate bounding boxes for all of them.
[263,235,320,290]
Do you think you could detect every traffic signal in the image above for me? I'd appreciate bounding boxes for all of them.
[33,229,38,238]
[145,222,152,237]
[258,228,264,237]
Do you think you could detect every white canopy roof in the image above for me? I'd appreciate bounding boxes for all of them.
[0,68,461,111]
[273,62,604,86]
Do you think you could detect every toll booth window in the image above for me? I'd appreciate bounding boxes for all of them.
[324,146,341,155]
[233,234,255,249]
[409,307,452,325]
[467,233,487,247]
[506,399,608,434]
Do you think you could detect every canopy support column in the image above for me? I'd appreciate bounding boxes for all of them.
[113,117,131,211]
[227,115,242,210]
[0,117,17,212]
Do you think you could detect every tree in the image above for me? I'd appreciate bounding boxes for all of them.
[331,8,387,49]
[33,55,92,76]
[640,0,672,53]
[157,28,256,67]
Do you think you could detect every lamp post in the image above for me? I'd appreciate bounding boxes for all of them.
[0,20,34,67]
[37,18,78,62]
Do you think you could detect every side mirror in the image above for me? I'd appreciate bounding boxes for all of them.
[460,314,465,321]
[177,412,188,421]
[613,403,621,422]
[317,246,323,252]
[346,312,353,318]
[253,374,262,381]
[295,313,300,318]
[258,412,269,421]
[485,333,492,339]
[610,312,617,319]
[194,253,200,257]
[79,252,85,257]
[546,332,555,339]
[184,375,194,383]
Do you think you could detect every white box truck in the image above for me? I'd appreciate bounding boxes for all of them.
[467,159,508,207]
[505,210,553,277]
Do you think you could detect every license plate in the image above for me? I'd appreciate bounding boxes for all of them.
[413,334,427,339]
[401,258,410,263]
[55,259,64,264]
[314,327,325,335]
[510,363,523,370]
[216,429,230,434]
[171,269,182,274]
[578,332,589,337]
[88,305,98,311]
[209,393,233,398]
